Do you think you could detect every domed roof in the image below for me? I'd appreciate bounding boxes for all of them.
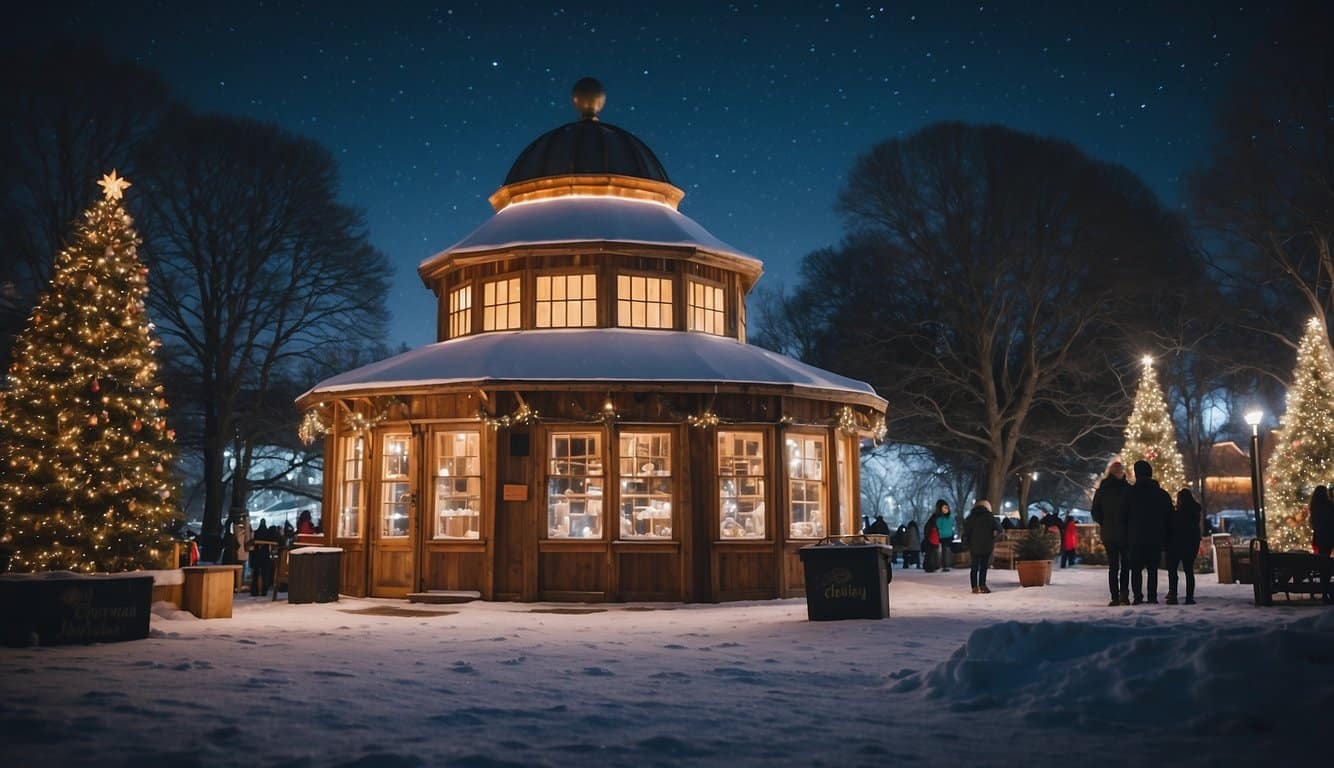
[503,78,671,185]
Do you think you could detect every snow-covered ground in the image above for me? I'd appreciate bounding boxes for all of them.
[3,566,1330,767]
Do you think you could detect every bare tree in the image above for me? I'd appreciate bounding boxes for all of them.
[134,109,390,559]
[784,122,1202,507]
[0,44,168,371]
[1191,2,1334,351]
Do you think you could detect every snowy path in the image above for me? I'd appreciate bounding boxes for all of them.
[2,566,1329,767]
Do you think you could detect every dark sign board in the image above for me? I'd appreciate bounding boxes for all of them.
[0,575,153,647]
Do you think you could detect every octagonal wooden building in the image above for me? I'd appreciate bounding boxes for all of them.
[296,80,886,602]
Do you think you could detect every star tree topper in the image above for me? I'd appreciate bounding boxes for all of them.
[98,170,132,201]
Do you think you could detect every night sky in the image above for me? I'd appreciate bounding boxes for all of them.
[10,2,1277,350]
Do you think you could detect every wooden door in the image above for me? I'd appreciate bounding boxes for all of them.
[371,430,415,597]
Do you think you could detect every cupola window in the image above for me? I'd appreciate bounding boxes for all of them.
[483,277,522,331]
[536,274,597,328]
[448,286,472,338]
[689,280,725,336]
[617,274,674,329]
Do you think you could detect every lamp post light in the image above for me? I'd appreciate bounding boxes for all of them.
[1245,409,1267,541]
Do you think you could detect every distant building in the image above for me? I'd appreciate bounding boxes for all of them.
[1187,440,1276,514]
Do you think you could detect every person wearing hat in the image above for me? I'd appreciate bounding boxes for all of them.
[1122,460,1172,604]
[963,500,1002,593]
[1091,459,1131,606]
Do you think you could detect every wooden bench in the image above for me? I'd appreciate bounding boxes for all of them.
[1251,540,1333,606]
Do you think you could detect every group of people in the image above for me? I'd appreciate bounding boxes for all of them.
[219,509,323,597]
[1091,459,1203,606]
[865,500,958,572]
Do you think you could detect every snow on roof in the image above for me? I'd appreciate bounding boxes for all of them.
[419,196,760,271]
[300,328,884,406]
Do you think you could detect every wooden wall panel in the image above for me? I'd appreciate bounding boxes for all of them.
[539,550,608,598]
[616,552,681,601]
[423,550,486,592]
[338,545,367,597]
[712,549,776,600]
[782,545,808,598]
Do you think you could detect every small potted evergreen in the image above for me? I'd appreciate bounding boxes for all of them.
[1015,527,1057,587]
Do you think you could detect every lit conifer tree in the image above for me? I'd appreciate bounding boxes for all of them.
[0,172,179,572]
[1121,356,1187,494]
[1264,317,1334,552]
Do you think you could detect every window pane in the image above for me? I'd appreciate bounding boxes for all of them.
[339,436,364,538]
[786,434,827,539]
[688,281,725,335]
[618,432,673,539]
[548,432,604,538]
[380,434,411,538]
[718,431,765,539]
[435,431,482,539]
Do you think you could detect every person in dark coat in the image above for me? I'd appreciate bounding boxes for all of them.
[249,519,281,596]
[1121,460,1172,605]
[1091,459,1131,606]
[864,514,891,536]
[963,500,1002,593]
[903,520,922,568]
[1308,486,1334,603]
[1165,488,1202,605]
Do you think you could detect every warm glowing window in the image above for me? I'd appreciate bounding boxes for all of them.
[618,432,672,539]
[448,286,472,338]
[338,436,364,538]
[482,277,521,331]
[617,275,674,329]
[838,439,854,536]
[689,281,725,335]
[548,432,604,538]
[787,433,826,539]
[718,431,765,539]
[536,274,597,328]
[380,433,411,538]
[434,431,481,539]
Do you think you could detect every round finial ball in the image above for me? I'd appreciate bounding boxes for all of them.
[572,77,606,120]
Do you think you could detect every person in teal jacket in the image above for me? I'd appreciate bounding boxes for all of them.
[925,499,956,572]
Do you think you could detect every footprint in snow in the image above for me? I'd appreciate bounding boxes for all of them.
[311,670,356,678]
[902,641,923,648]
[662,643,686,649]
[450,662,477,674]
[499,657,526,666]
[236,638,257,645]
[582,667,614,677]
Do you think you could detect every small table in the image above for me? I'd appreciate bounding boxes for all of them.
[181,565,243,619]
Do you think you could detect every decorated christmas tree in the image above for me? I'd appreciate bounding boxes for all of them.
[0,172,179,572]
[1264,317,1334,552]
[1121,356,1187,494]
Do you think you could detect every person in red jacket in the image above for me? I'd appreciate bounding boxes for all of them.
[1060,512,1079,568]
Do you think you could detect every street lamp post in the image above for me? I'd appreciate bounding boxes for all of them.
[1245,409,1267,541]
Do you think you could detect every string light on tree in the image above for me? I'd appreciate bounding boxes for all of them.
[1120,354,1187,494]
[0,171,179,572]
[1264,317,1334,552]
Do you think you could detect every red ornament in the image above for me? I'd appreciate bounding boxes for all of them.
[131,419,142,432]
[87,415,98,427]
[91,380,100,393]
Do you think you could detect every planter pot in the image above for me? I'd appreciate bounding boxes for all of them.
[1016,560,1050,588]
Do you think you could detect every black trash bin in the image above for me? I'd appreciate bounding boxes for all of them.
[288,547,342,604]
[798,535,893,621]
